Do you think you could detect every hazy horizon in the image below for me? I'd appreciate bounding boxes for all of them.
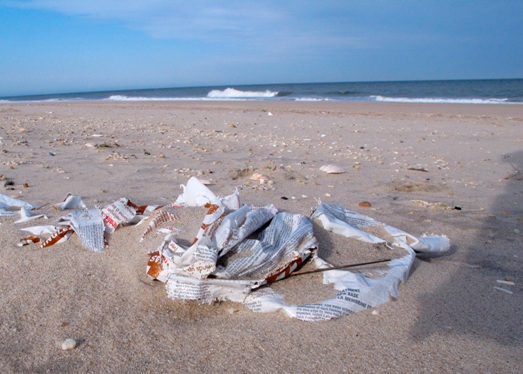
[1,1,522,97]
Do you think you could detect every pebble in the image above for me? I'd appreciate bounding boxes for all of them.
[61,338,77,351]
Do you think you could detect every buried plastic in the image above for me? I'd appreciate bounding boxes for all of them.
[0,193,36,217]
[6,178,450,321]
[15,195,156,250]
[144,177,450,321]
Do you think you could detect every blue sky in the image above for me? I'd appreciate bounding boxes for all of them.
[1,0,522,97]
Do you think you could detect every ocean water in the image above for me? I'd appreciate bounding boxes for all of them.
[1,79,522,104]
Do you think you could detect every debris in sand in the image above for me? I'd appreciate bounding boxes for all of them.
[407,166,429,172]
[320,164,345,174]
[6,177,450,321]
[54,193,87,211]
[142,177,449,321]
[358,201,372,208]
[61,338,77,351]
[250,172,270,183]
[493,287,513,295]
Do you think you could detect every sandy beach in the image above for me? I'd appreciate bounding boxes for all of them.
[0,101,521,373]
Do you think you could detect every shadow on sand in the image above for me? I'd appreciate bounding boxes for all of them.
[410,150,523,346]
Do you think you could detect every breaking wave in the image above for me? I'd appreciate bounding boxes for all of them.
[207,88,278,98]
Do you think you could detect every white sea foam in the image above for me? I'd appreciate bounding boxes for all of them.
[108,95,179,101]
[207,88,278,98]
[294,97,331,102]
[372,95,511,104]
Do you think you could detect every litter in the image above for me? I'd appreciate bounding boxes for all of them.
[14,207,47,224]
[5,177,450,321]
[1,193,36,216]
[16,194,157,251]
[143,177,449,321]
[54,193,86,211]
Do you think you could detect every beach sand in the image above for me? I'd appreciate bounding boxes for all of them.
[1,101,522,372]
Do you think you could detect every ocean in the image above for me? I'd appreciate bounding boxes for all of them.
[1,79,522,104]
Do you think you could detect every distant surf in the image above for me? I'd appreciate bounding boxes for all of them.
[206,87,278,98]
[2,79,522,104]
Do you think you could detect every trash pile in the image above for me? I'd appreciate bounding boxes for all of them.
[1,177,450,321]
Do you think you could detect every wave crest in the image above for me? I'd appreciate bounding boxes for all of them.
[207,88,278,98]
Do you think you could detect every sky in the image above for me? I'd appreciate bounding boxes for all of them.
[1,0,522,97]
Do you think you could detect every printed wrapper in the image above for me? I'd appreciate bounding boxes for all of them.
[14,207,47,224]
[146,178,318,303]
[7,178,450,321]
[0,193,36,217]
[146,181,449,321]
[17,196,155,251]
[53,193,86,211]
[102,198,137,233]
[67,209,106,252]
[242,202,449,321]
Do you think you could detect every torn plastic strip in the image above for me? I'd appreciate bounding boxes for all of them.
[41,226,74,248]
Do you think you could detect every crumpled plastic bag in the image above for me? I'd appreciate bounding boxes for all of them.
[144,177,450,321]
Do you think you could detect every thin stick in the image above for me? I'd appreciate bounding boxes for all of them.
[289,258,393,277]
[32,202,50,211]
[508,163,521,173]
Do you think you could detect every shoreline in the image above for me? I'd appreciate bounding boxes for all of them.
[4,100,523,118]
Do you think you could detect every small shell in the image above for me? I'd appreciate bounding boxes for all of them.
[320,164,345,174]
[61,338,77,351]
[250,173,270,182]
[358,201,372,208]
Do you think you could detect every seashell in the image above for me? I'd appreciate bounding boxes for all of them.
[61,338,77,350]
[358,201,372,208]
[320,164,345,174]
[250,173,270,182]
